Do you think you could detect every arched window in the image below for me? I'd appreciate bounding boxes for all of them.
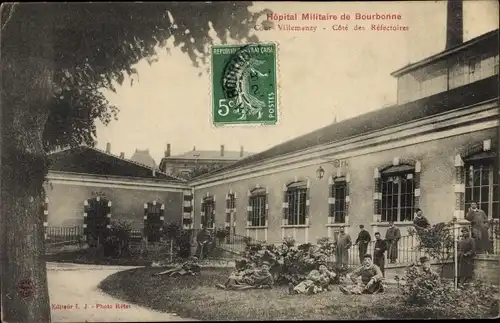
[464,150,498,219]
[201,196,215,229]
[329,177,347,223]
[374,158,421,223]
[285,181,307,225]
[144,201,165,242]
[248,188,267,227]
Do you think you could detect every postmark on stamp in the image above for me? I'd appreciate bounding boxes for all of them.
[211,43,278,126]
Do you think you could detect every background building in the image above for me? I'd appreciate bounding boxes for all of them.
[129,147,159,170]
[159,144,253,179]
[190,9,499,245]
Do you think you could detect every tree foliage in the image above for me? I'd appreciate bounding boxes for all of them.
[2,2,272,152]
[408,221,455,276]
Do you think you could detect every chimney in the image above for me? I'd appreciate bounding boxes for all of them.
[120,152,125,159]
[106,142,111,153]
[165,143,171,157]
[240,146,244,157]
[445,0,463,50]
[220,145,225,157]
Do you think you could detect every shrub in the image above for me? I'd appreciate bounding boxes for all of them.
[103,220,132,258]
[408,221,455,276]
[215,227,228,240]
[162,222,192,259]
[239,237,340,285]
[378,263,500,319]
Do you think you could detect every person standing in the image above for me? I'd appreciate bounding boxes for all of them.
[385,221,401,264]
[196,227,211,259]
[413,208,430,229]
[355,225,372,264]
[373,232,387,277]
[458,227,476,284]
[335,226,352,267]
[465,202,489,254]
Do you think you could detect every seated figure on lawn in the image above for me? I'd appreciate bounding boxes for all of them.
[288,262,336,295]
[418,256,440,281]
[216,260,274,290]
[152,256,201,277]
[339,254,384,295]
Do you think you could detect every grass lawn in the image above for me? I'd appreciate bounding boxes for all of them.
[98,267,403,320]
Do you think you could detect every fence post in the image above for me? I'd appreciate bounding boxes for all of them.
[453,217,458,290]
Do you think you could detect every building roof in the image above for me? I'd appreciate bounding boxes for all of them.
[194,75,499,180]
[48,146,185,182]
[391,29,499,77]
[166,150,253,161]
[130,149,158,169]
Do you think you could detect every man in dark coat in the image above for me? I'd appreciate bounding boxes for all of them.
[465,202,489,254]
[413,208,430,229]
[385,221,401,264]
[458,227,476,284]
[355,225,372,264]
[196,227,211,259]
[335,226,352,267]
[373,232,387,277]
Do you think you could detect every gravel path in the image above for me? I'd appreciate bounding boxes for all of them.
[47,262,193,322]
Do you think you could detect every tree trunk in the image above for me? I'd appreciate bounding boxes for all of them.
[1,4,54,323]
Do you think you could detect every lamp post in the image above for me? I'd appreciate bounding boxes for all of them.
[316,166,325,180]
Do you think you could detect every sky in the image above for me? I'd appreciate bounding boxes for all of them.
[95,0,499,164]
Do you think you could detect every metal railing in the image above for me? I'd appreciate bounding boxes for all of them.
[331,220,500,268]
[45,226,84,245]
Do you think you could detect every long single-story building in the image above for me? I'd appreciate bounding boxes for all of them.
[190,29,499,245]
[43,146,194,241]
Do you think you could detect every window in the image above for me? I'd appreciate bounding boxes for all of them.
[465,160,498,219]
[286,181,307,225]
[202,197,215,228]
[228,193,236,209]
[494,54,499,75]
[329,178,347,223]
[468,57,482,83]
[226,193,236,224]
[381,169,415,222]
[249,188,266,227]
[145,202,164,242]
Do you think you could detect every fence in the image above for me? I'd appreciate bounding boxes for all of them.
[45,226,84,245]
[328,220,500,269]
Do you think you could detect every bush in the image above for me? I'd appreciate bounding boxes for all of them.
[215,227,228,240]
[239,237,341,285]
[103,220,132,258]
[378,263,500,319]
[162,222,191,259]
[408,221,455,276]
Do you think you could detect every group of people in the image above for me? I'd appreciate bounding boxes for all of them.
[335,221,402,272]
[215,259,274,290]
[209,203,490,293]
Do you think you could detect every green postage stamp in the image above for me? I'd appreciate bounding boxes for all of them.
[211,43,278,126]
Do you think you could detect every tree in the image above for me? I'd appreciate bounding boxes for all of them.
[408,221,455,278]
[0,3,270,322]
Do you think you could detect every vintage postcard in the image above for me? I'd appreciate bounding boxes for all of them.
[1,1,499,322]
